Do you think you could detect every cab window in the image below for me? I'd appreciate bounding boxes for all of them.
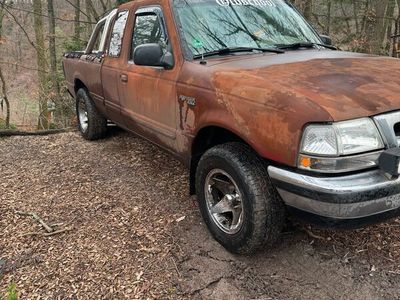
[86,21,106,54]
[109,10,129,57]
[131,11,167,59]
[92,23,105,52]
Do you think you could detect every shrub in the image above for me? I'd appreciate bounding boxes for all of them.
[0,119,17,130]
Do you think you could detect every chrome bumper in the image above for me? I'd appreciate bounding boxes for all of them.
[268,166,400,221]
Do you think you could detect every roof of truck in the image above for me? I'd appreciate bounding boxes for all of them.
[118,0,169,10]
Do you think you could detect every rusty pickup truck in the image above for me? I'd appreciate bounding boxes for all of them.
[63,0,400,254]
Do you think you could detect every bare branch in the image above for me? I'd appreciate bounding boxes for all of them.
[2,4,38,52]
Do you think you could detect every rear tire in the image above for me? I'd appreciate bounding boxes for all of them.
[76,88,107,140]
[196,143,285,254]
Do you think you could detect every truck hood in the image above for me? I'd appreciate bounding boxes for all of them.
[205,50,400,121]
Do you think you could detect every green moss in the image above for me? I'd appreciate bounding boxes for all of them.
[6,283,17,300]
[0,119,16,130]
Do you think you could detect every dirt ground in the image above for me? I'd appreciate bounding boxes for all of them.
[1,130,400,299]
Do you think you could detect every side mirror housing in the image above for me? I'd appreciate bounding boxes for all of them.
[161,51,174,70]
[133,43,174,69]
[320,34,332,46]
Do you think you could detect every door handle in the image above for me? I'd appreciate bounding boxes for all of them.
[120,74,128,83]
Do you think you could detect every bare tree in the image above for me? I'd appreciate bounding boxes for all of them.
[74,0,81,48]
[33,0,49,129]
[47,0,60,97]
[0,2,10,128]
[0,66,10,128]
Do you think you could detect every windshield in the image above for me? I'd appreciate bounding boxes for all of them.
[173,0,321,57]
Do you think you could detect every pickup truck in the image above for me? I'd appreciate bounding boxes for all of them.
[63,0,400,254]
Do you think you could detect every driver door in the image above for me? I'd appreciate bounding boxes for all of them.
[118,6,178,151]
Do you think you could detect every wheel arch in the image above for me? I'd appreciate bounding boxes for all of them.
[74,78,88,95]
[189,125,251,195]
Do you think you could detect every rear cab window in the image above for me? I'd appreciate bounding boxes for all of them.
[85,9,118,55]
[109,10,130,57]
[92,24,105,52]
[86,21,106,54]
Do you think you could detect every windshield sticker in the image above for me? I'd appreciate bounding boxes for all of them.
[193,39,204,49]
[216,0,277,7]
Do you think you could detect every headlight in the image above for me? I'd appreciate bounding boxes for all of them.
[299,118,384,173]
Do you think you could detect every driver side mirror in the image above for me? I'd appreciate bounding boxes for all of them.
[320,34,332,46]
[133,43,174,69]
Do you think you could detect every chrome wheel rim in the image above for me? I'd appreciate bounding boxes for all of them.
[204,169,244,235]
[78,99,89,132]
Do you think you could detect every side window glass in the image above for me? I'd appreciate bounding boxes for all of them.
[109,11,129,57]
[92,23,105,53]
[131,13,167,59]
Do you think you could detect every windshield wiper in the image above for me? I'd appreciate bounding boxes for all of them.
[193,47,285,59]
[276,42,337,50]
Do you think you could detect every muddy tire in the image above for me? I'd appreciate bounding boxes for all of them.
[196,143,285,254]
[76,88,107,140]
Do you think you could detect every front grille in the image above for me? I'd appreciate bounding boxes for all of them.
[374,111,400,148]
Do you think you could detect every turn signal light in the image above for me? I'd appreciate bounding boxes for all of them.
[299,156,312,168]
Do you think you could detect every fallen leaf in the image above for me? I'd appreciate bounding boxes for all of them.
[176,216,186,223]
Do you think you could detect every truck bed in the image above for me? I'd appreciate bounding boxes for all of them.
[63,51,105,108]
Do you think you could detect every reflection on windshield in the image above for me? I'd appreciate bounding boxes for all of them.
[174,0,321,56]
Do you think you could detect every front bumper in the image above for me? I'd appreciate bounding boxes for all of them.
[268,166,400,227]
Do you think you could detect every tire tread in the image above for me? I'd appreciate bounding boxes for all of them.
[76,88,107,140]
[196,142,285,254]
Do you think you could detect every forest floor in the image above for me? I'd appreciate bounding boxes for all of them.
[1,129,400,299]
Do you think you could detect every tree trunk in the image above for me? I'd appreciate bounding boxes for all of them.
[47,0,60,97]
[0,5,10,128]
[326,0,332,35]
[303,0,313,21]
[85,0,93,39]
[74,0,81,49]
[47,0,62,125]
[33,0,49,129]
[363,0,390,54]
[86,0,100,21]
[383,0,396,54]
[0,4,4,42]
[374,0,391,54]
[392,0,400,57]
[0,66,10,129]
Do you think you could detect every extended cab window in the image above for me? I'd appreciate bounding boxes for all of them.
[86,20,106,54]
[109,11,129,57]
[92,23,105,52]
[131,11,167,58]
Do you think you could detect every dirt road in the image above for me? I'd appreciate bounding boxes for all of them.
[1,130,400,299]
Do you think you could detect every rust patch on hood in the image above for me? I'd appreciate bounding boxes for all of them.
[178,50,400,167]
[210,52,400,121]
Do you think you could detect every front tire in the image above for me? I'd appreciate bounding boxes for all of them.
[76,88,107,140]
[196,143,285,254]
